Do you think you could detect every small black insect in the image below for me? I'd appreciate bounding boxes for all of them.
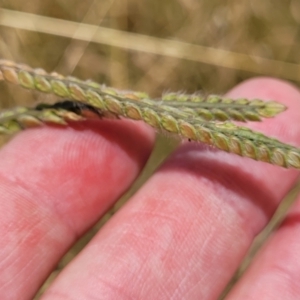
[35,100,102,117]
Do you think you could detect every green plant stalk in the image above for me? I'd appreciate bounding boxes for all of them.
[0,60,286,122]
[0,105,86,134]
[0,59,299,169]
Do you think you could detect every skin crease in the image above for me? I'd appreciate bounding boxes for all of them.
[0,78,300,299]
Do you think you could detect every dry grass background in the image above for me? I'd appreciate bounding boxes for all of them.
[0,0,300,298]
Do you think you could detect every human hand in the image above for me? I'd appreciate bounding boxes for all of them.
[1,78,300,299]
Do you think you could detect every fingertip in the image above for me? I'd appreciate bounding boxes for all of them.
[0,118,155,299]
[227,76,300,108]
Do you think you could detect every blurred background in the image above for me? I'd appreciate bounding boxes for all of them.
[0,1,300,298]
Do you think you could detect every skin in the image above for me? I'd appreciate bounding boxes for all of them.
[0,78,300,300]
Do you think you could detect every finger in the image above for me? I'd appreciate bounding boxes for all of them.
[0,119,155,300]
[41,78,300,300]
[225,195,300,300]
